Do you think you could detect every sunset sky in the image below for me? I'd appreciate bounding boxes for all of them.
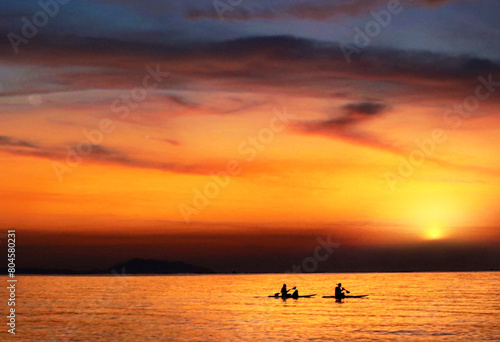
[1,0,499,271]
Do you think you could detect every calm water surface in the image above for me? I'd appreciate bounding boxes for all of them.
[1,272,499,341]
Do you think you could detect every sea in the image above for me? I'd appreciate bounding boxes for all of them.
[1,272,499,341]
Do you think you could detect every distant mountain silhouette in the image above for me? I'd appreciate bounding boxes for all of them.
[2,258,215,275]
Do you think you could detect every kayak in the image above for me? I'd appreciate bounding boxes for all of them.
[268,294,317,298]
[322,295,369,298]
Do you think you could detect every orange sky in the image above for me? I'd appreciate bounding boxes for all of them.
[1,87,499,244]
[1,0,500,259]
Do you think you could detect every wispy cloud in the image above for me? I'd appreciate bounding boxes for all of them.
[293,101,500,178]
[186,0,474,22]
[0,137,220,175]
[146,137,181,146]
[2,35,498,107]
[293,101,398,153]
[0,135,37,148]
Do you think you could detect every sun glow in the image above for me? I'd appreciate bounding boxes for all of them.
[425,222,444,240]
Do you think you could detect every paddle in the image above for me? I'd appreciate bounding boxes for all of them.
[275,286,296,297]
[336,285,350,296]
[337,283,350,294]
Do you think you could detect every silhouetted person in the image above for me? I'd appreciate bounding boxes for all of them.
[281,284,289,298]
[291,289,299,299]
[335,283,347,299]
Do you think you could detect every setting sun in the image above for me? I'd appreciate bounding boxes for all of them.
[425,222,444,240]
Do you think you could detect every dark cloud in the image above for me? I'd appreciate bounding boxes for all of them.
[165,94,198,108]
[419,0,472,5]
[293,101,393,152]
[0,138,215,175]
[2,34,499,105]
[186,2,278,22]
[88,0,176,14]
[147,137,181,146]
[67,144,221,175]
[343,102,387,116]
[0,135,37,148]
[462,57,497,74]
[186,0,474,22]
[309,102,388,127]
[293,99,500,178]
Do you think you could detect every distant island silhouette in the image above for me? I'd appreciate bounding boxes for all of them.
[1,258,215,275]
